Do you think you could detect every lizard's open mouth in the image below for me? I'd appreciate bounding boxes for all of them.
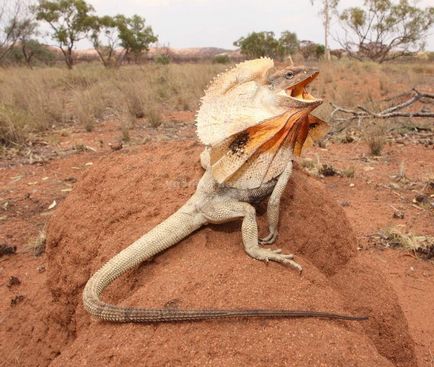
[285,71,320,103]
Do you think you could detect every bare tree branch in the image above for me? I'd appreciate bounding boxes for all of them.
[330,89,434,122]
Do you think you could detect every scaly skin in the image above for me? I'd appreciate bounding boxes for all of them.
[83,155,367,322]
[83,61,368,323]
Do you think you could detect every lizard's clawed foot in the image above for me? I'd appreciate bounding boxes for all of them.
[259,231,278,245]
[246,246,302,272]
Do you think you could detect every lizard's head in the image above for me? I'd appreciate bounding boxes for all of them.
[267,66,322,109]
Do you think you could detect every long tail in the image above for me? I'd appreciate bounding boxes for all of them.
[83,202,206,322]
[83,203,368,323]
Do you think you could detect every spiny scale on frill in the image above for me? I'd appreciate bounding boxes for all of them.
[196,57,275,146]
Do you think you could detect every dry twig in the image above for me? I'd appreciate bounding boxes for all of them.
[330,89,434,123]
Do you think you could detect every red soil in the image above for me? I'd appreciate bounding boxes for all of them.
[0,125,433,366]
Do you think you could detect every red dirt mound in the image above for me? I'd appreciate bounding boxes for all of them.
[43,141,416,366]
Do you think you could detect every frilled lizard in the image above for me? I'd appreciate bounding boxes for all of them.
[83,58,367,322]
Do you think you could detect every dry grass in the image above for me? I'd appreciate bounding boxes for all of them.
[375,227,434,259]
[362,121,388,156]
[25,230,46,256]
[341,166,355,178]
[309,59,433,124]
[300,155,356,178]
[0,59,432,148]
[0,63,226,147]
[300,156,322,176]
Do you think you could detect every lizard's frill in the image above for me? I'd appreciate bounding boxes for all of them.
[196,57,277,145]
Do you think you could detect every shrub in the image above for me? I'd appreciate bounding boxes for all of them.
[363,122,387,156]
[213,55,230,64]
[155,54,170,65]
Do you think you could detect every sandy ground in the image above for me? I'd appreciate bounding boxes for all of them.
[0,118,433,366]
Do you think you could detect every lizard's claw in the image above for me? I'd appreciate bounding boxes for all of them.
[259,231,278,245]
[246,246,302,272]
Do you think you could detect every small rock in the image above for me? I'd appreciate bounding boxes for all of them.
[109,142,123,151]
[317,140,328,148]
[7,276,21,288]
[393,211,405,219]
[414,194,429,204]
[0,244,17,257]
[64,177,77,184]
[48,200,57,210]
[37,265,46,273]
[341,135,354,144]
[339,200,351,207]
[349,183,355,188]
[319,164,337,177]
[389,182,400,190]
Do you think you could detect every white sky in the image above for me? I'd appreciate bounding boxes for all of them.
[77,0,434,50]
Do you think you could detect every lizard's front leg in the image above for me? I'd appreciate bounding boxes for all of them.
[200,197,302,271]
[259,159,293,245]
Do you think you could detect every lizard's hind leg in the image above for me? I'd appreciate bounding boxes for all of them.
[200,198,302,272]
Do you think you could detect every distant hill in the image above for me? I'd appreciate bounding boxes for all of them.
[73,47,242,62]
[149,47,241,58]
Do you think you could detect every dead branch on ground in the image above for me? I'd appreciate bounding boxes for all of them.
[330,89,434,123]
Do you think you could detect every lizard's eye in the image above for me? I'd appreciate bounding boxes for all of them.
[285,71,294,79]
[309,123,318,130]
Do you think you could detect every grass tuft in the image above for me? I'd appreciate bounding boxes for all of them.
[375,227,434,259]
[363,122,387,156]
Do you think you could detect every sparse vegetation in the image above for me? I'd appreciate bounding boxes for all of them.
[299,41,325,60]
[234,30,299,60]
[35,0,96,69]
[337,0,434,63]
[213,54,230,64]
[374,227,434,259]
[0,63,227,147]
[341,166,355,178]
[146,108,162,127]
[0,59,432,149]
[363,122,387,156]
[27,230,46,256]
[155,54,170,65]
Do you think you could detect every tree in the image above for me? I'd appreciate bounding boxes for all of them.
[278,31,299,58]
[35,0,95,69]
[9,39,55,66]
[0,0,28,63]
[234,31,280,59]
[89,15,122,67]
[116,15,157,64]
[337,0,434,63]
[15,18,39,67]
[299,40,325,60]
[234,31,298,60]
[310,0,339,61]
